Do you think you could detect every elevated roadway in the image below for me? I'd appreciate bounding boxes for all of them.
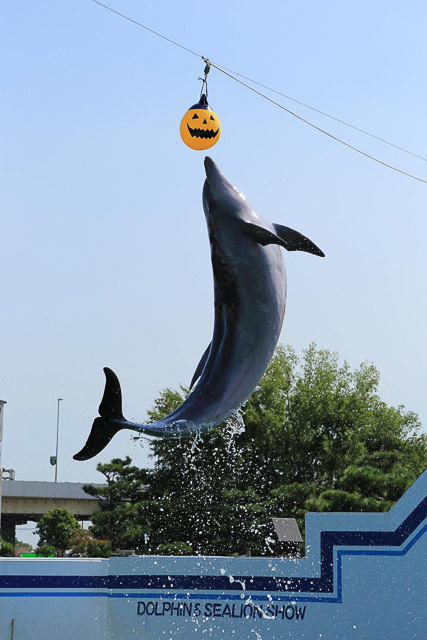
[0,481,104,543]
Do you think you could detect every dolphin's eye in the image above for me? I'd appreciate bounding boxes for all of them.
[192,113,199,120]
[210,115,215,121]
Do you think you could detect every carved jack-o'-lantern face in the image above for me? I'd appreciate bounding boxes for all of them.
[180,94,221,150]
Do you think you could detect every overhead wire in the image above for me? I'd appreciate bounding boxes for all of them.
[90,0,201,57]
[207,61,427,185]
[89,0,427,185]
[211,61,427,164]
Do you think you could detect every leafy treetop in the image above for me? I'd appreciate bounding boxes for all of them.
[85,344,426,556]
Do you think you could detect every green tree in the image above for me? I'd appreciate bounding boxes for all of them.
[35,508,81,556]
[306,451,419,513]
[87,344,427,556]
[86,539,112,558]
[69,528,92,555]
[83,456,151,552]
[0,540,15,557]
[34,544,57,557]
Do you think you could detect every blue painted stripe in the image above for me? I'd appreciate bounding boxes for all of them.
[0,592,107,598]
[0,591,339,603]
[0,496,425,598]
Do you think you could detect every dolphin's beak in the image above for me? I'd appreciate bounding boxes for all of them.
[204,156,232,196]
[203,156,221,207]
[204,156,219,184]
[203,157,243,217]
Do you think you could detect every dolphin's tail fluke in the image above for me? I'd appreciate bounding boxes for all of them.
[73,416,124,461]
[73,367,125,461]
[98,367,124,421]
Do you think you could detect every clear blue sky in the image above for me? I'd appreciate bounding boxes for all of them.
[1,0,427,497]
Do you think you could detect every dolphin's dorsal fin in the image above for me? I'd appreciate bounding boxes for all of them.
[243,222,324,257]
[190,342,212,390]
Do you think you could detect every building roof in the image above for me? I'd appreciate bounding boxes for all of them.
[1,481,104,501]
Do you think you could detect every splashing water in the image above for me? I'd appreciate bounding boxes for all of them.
[264,536,276,555]
[223,408,246,451]
[131,401,252,556]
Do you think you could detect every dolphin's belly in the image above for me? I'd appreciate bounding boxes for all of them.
[214,249,286,416]
[168,245,286,427]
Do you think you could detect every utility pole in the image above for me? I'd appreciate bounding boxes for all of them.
[0,400,7,536]
[54,398,63,483]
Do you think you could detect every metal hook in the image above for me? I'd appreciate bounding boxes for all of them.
[199,58,211,98]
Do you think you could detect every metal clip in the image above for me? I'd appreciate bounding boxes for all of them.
[199,58,211,98]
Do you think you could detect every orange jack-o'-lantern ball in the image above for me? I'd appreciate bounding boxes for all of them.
[180,94,221,150]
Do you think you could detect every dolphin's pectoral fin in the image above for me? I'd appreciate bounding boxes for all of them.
[190,342,212,390]
[73,367,125,461]
[243,222,324,257]
[273,223,325,257]
[243,222,287,248]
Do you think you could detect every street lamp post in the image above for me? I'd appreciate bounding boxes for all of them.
[54,398,63,483]
[0,400,7,537]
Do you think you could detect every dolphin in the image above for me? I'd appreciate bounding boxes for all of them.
[73,157,324,461]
